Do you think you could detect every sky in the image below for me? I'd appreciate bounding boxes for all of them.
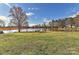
[0,3,79,26]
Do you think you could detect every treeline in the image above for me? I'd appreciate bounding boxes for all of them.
[36,15,79,31]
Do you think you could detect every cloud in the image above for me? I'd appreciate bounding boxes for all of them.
[43,18,52,25]
[0,16,7,20]
[3,3,11,8]
[69,15,76,18]
[26,12,34,16]
[3,3,18,8]
[0,16,10,26]
[43,18,51,23]
[28,8,31,10]
[69,11,79,18]
[28,7,39,10]
[29,23,36,27]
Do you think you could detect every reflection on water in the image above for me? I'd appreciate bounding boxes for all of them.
[3,28,43,33]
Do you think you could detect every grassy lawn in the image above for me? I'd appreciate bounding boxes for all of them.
[0,32,79,55]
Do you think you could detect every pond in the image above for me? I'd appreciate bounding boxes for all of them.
[3,28,43,33]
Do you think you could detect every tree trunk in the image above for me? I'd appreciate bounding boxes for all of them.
[18,27,21,32]
[71,25,72,31]
[18,19,21,32]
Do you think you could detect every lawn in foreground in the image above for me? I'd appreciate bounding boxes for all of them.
[0,32,79,55]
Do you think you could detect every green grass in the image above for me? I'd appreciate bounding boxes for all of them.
[0,32,79,55]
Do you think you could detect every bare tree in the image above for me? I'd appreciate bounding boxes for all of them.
[49,20,54,31]
[42,22,47,32]
[9,6,28,32]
